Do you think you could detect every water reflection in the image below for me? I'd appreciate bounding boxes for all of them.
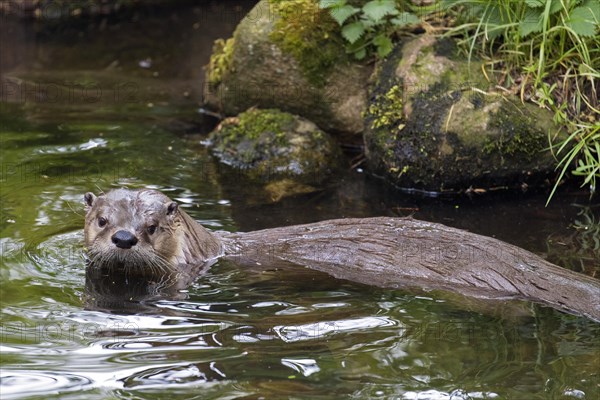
[273,316,398,343]
[0,371,94,399]
[83,263,206,314]
[120,362,227,389]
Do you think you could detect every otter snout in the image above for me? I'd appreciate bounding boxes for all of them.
[111,230,138,249]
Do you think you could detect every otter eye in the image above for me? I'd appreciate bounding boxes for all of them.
[98,217,108,228]
[147,224,157,235]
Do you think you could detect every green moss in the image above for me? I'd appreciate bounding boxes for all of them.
[207,37,235,86]
[399,37,488,99]
[210,108,340,181]
[367,84,404,130]
[268,0,347,87]
[366,83,402,162]
[483,104,546,160]
[237,109,294,139]
[365,83,410,176]
[217,108,295,145]
[482,130,545,160]
[389,165,410,177]
[212,109,297,165]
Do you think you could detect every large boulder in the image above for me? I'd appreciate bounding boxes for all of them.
[364,35,561,193]
[203,0,370,135]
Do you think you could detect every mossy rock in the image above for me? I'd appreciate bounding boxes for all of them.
[208,108,342,188]
[203,0,370,135]
[364,35,562,193]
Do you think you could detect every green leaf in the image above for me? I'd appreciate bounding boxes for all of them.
[390,12,420,26]
[580,0,600,21]
[362,0,398,22]
[353,47,367,60]
[521,0,562,17]
[567,5,599,36]
[440,0,463,8]
[361,17,381,28]
[439,0,458,11]
[319,0,345,9]
[341,21,366,43]
[549,0,563,15]
[484,5,505,26]
[373,34,393,57]
[485,23,506,40]
[330,4,360,25]
[519,7,544,37]
[482,5,507,39]
[525,0,544,8]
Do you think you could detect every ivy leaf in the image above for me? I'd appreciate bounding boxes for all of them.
[519,7,543,37]
[373,34,393,57]
[362,0,398,23]
[341,21,366,43]
[567,5,599,37]
[390,12,420,26]
[330,4,360,25]
[319,0,346,9]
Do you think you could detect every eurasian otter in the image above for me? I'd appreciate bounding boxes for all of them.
[83,189,600,321]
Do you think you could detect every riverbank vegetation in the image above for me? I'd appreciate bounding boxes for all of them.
[320,0,599,201]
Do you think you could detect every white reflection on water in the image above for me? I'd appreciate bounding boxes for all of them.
[281,358,320,377]
[402,389,499,399]
[273,315,399,343]
[34,138,108,154]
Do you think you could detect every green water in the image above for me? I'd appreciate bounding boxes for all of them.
[1,3,599,399]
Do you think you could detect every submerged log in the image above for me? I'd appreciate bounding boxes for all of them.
[220,217,600,321]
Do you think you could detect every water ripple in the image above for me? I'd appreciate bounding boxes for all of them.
[34,138,108,155]
[120,362,228,389]
[281,358,320,377]
[273,316,399,343]
[0,371,93,399]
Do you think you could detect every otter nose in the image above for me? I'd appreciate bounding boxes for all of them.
[111,230,138,249]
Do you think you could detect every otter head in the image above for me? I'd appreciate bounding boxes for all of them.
[84,189,183,274]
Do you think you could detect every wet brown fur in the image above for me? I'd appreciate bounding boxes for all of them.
[84,189,222,274]
[84,189,600,321]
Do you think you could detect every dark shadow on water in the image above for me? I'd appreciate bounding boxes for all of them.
[83,262,208,314]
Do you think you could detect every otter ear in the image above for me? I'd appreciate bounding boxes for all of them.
[84,192,96,208]
[166,202,178,216]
